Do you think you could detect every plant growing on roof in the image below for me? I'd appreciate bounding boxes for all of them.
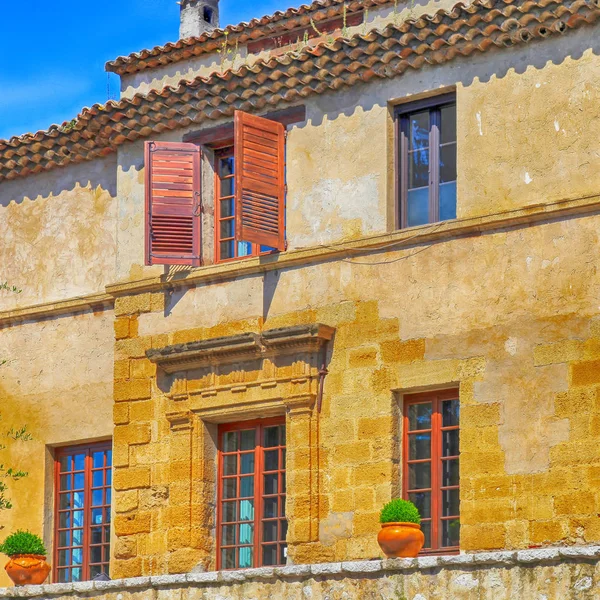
[0,531,47,558]
[379,498,421,524]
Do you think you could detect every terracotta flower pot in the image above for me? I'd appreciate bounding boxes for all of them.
[5,554,51,586]
[377,522,425,558]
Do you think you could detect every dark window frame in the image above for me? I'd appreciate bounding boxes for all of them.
[53,441,112,583]
[394,93,457,230]
[216,417,287,570]
[403,389,460,554]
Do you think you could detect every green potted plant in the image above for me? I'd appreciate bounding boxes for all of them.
[377,499,424,558]
[0,530,50,586]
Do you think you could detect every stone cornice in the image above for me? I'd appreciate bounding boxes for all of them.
[147,324,334,374]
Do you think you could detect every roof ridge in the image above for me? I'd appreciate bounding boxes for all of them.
[1,0,598,180]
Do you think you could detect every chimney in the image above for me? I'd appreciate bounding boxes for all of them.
[180,0,220,38]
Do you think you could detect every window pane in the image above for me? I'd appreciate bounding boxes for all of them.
[239,523,253,545]
[439,143,456,183]
[407,187,429,228]
[90,508,103,525]
[91,527,102,545]
[439,181,457,221]
[220,157,234,177]
[59,456,72,472]
[74,454,85,471]
[92,489,103,507]
[264,497,278,519]
[442,459,459,487]
[409,111,430,150]
[420,520,432,549]
[221,199,234,218]
[408,491,431,519]
[442,519,460,547]
[280,544,287,565]
[408,462,431,490]
[262,544,278,566]
[223,455,237,476]
[238,241,253,257]
[240,476,254,498]
[440,104,456,144]
[442,488,460,517]
[239,500,254,522]
[221,548,236,570]
[223,431,238,452]
[220,240,234,259]
[59,512,71,529]
[223,501,236,523]
[409,149,429,189]
[58,531,71,548]
[442,399,460,427]
[221,177,234,197]
[74,473,85,490]
[92,470,103,488]
[240,430,256,451]
[409,433,431,460]
[281,520,288,541]
[264,450,279,471]
[74,491,85,509]
[280,496,286,517]
[408,403,432,431]
[58,550,70,567]
[263,520,278,543]
[60,475,72,491]
[90,546,102,565]
[90,565,102,579]
[71,567,82,582]
[223,478,237,499]
[222,525,236,546]
[72,548,83,566]
[60,493,72,510]
[264,426,280,448]
[93,452,105,469]
[442,429,459,457]
[238,547,253,569]
[264,473,278,495]
[57,568,70,583]
[106,451,112,467]
[220,219,234,240]
[240,453,254,475]
[73,529,83,547]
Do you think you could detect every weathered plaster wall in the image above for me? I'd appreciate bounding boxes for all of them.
[110,205,600,576]
[0,309,115,587]
[113,27,600,284]
[0,156,118,310]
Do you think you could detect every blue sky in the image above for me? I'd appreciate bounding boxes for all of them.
[0,0,297,141]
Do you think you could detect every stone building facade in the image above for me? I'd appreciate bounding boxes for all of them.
[2,0,600,594]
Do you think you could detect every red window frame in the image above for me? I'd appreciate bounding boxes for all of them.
[217,417,287,569]
[403,389,460,554]
[53,442,112,583]
[214,147,275,264]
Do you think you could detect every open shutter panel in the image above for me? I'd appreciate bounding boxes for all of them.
[145,141,202,266]
[234,111,286,251]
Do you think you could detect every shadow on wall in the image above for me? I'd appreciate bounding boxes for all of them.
[0,155,117,208]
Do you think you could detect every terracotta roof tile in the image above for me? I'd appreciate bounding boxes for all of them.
[1,0,598,184]
[105,0,392,75]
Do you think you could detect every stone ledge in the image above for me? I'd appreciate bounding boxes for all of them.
[2,546,600,597]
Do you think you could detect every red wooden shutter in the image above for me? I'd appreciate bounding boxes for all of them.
[145,141,202,266]
[234,111,286,251]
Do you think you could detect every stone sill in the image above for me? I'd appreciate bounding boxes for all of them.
[2,546,600,597]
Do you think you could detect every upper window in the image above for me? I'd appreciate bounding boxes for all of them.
[54,442,112,583]
[144,111,286,267]
[396,95,457,229]
[403,390,459,553]
[217,418,287,570]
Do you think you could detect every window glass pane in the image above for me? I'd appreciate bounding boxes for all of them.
[408,403,432,431]
[221,548,236,570]
[222,525,236,546]
[442,488,460,517]
[220,157,234,177]
[74,454,85,471]
[223,432,238,452]
[93,471,103,488]
[73,473,85,490]
[263,520,278,543]
[93,452,104,469]
[90,565,102,579]
[73,491,85,509]
[59,512,71,529]
[220,178,234,197]
[264,497,278,519]
[90,546,102,565]
[280,496,286,517]
[222,478,237,499]
[60,475,72,491]
[409,111,430,150]
[220,219,234,240]
[239,499,254,521]
[262,544,278,566]
[106,451,112,467]
[60,493,72,510]
[239,523,253,545]
[92,490,103,507]
[442,429,459,457]
[440,105,456,144]
[407,187,429,228]
[439,143,456,183]
[220,240,235,259]
[264,473,278,495]
[264,450,279,471]
[264,426,280,448]
[59,456,72,472]
[281,520,288,542]
[90,508,102,525]
[105,507,112,524]
[442,459,459,487]
[238,547,253,569]
[73,529,83,547]
[240,453,254,475]
[409,149,429,190]
[221,199,234,218]
[282,471,286,493]
[106,468,112,487]
[280,544,287,565]
[442,399,460,427]
[442,519,460,547]
[103,546,110,563]
[408,462,431,490]
[223,501,236,523]
[71,567,82,582]
[408,491,431,519]
[238,241,253,257]
[58,550,70,567]
[240,476,254,498]
[240,430,256,451]
[439,182,457,221]
[420,520,432,549]
[58,531,71,548]
[72,548,83,566]
[57,568,70,583]
[223,455,237,476]
[91,527,102,545]
[409,433,431,460]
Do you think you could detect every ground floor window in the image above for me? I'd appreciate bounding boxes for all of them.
[217,418,287,569]
[403,389,460,552]
[54,442,112,582]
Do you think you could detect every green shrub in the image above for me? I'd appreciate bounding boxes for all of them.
[0,530,47,557]
[379,499,421,524]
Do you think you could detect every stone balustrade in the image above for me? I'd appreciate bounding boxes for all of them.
[1,546,600,599]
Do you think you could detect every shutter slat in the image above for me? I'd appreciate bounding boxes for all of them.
[145,141,202,266]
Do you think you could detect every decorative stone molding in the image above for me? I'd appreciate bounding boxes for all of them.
[147,324,334,374]
[3,546,600,598]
